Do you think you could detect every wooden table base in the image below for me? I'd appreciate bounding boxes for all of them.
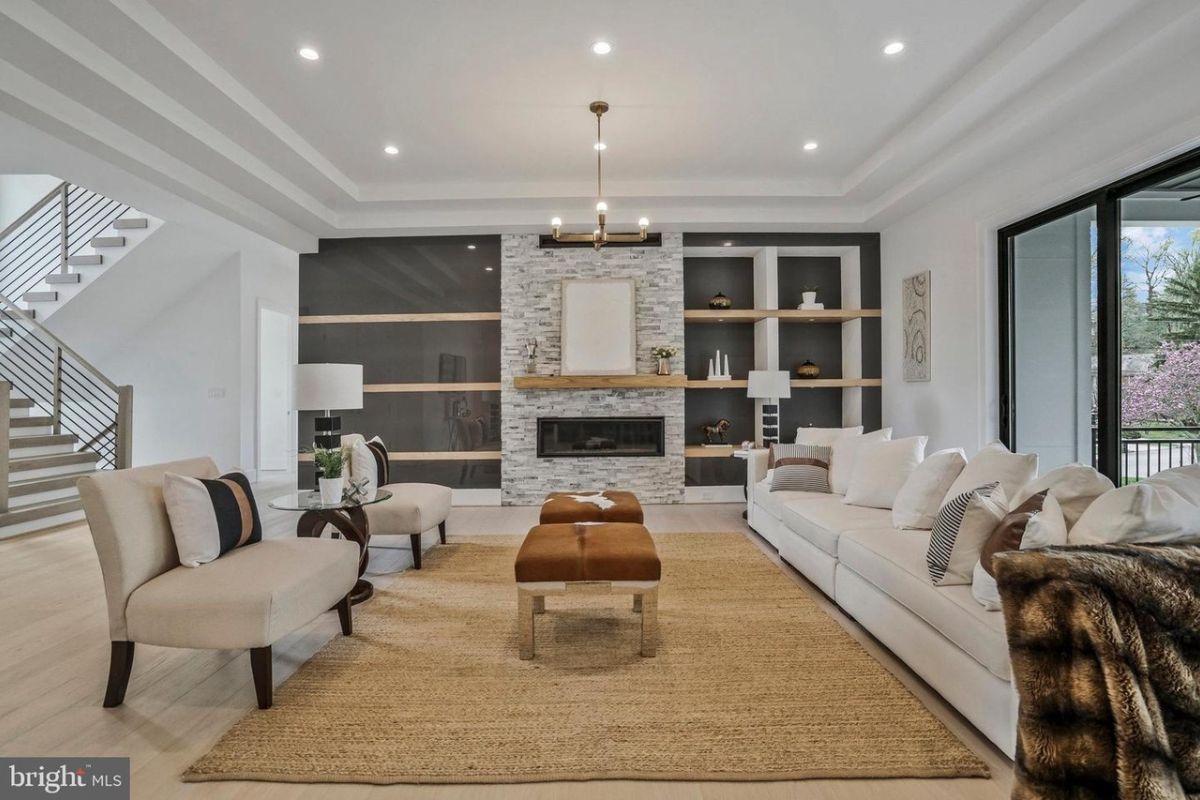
[297,505,374,604]
[516,581,659,660]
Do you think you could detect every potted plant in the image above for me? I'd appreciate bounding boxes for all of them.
[313,446,345,505]
[801,285,819,306]
[650,345,679,376]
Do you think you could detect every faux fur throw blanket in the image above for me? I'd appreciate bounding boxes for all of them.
[994,542,1200,800]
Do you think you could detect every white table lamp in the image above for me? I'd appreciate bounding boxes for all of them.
[747,370,792,445]
[293,363,364,452]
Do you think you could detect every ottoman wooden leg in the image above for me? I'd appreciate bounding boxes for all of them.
[410,533,422,570]
[640,588,658,658]
[533,595,545,614]
[632,594,642,613]
[518,590,535,659]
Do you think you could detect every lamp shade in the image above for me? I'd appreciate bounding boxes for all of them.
[293,363,363,411]
[746,370,792,400]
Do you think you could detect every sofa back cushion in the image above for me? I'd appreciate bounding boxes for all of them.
[1009,463,1114,529]
[892,448,967,529]
[793,425,863,448]
[944,441,1038,504]
[843,436,927,509]
[829,427,892,495]
[78,457,220,640]
[1069,464,1200,545]
[769,444,831,493]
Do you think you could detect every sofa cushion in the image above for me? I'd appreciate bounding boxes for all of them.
[365,482,453,536]
[779,496,894,556]
[838,528,1010,680]
[126,537,359,650]
[752,478,830,520]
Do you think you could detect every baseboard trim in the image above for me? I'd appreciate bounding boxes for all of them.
[683,486,745,504]
[452,488,501,506]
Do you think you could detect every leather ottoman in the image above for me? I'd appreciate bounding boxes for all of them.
[539,491,644,524]
[514,522,660,659]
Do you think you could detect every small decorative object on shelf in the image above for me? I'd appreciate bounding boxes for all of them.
[312,446,344,505]
[795,360,821,379]
[708,292,733,310]
[706,349,733,381]
[650,345,678,376]
[345,477,370,505]
[525,337,539,375]
[798,286,824,311]
[700,418,731,445]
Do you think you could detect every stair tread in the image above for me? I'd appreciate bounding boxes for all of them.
[9,433,78,447]
[9,451,99,470]
[113,218,147,229]
[8,473,86,495]
[67,255,102,266]
[0,497,84,527]
[9,398,34,409]
[90,236,125,247]
[46,273,82,284]
[22,291,57,303]
[11,417,53,427]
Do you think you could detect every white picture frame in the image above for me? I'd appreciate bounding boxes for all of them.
[560,278,637,375]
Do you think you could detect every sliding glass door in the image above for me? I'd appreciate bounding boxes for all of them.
[1000,147,1200,484]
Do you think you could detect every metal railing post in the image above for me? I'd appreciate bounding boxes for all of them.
[116,385,133,470]
[0,382,9,513]
[59,183,69,273]
[51,346,63,435]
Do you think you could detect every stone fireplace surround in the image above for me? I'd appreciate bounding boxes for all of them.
[500,233,685,505]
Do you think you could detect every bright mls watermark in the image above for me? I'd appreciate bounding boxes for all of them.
[2,758,129,798]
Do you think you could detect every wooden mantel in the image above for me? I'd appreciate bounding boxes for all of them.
[512,374,688,390]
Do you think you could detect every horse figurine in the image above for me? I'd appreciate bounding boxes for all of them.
[700,418,731,445]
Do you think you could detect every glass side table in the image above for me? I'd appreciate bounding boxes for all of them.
[269,489,393,605]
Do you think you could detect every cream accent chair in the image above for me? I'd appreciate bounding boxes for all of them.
[342,434,452,570]
[78,457,359,709]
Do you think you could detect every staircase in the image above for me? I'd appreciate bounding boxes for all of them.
[0,180,136,539]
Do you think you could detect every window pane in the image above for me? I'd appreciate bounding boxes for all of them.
[1119,168,1200,482]
[1011,207,1098,471]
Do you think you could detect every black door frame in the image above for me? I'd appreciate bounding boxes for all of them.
[997,145,1200,483]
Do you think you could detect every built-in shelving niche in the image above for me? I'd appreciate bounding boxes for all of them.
[681,234,882,490]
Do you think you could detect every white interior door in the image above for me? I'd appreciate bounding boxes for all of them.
[257,305,292,472]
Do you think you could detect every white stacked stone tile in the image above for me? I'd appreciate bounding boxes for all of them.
[501,233,685,505]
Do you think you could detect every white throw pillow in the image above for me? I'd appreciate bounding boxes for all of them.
[971,494,1068,610]
[829,427,893,495]
[891,448,968,529]
[350,435,390,492]
[1009,463,1114,529]
[795,425,863,447]
[163,470,262,568]
[843,436,928,509]
[944,441,1038,505]
[927,482,1008,586]
[1069,464,1200,545]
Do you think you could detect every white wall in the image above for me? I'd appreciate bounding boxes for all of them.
[0,174,59,230]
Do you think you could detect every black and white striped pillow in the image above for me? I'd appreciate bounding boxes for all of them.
[927,481,1007,586]
[769,444,832,493]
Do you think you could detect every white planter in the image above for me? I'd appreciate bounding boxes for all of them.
[319,477,343,505]
[801,291,817,305]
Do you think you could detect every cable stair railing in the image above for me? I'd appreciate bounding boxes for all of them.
[0,180,134,518]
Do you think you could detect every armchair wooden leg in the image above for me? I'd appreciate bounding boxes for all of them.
[438,520,447,545]
[102,641,135,708]
[410,533,423,569]
[250,646,272,709]
[336,593,353,636]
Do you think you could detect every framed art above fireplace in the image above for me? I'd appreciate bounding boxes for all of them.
[560,277,637,375]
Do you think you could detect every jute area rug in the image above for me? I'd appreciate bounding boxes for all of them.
[185,533,989,784]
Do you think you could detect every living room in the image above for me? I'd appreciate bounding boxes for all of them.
[1,1,1199,798]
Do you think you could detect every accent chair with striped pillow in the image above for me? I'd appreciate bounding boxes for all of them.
[162,470,263,568]
[768,443,832,493]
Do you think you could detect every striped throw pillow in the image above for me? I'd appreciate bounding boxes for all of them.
[163,471,263,568]
[927,482,1008,586]
[352,435,390,491]
[769,444,832,493]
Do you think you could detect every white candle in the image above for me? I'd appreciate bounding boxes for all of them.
[724,353,730,377]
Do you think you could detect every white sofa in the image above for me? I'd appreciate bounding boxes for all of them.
[746,451,1018,757]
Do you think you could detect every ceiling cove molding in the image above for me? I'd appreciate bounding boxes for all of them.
[108,0,360,202]
[1,0,336,226]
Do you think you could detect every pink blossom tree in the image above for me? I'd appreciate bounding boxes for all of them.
[1122,342,1200,427]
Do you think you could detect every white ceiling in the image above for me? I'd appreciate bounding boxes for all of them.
[0,0,1197,249]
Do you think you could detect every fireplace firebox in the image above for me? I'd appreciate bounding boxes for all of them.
[537,417,665,458]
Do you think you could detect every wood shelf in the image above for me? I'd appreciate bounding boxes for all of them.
[299,450,501,462]
[684,309,880,323]
[364,382,500,393]
[790,378,882,389]
[300,312,501,325]
[685,379,749,389]
[512,375,687,390]
[684,445,737,458]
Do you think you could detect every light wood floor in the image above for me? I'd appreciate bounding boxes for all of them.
[0,497,1014,799]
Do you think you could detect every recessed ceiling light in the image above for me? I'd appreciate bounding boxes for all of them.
[803,141,819,151]
[467,244,476,250]
[485,266,494,272]
[594,142,607,151]
[298,47,320,61]
[592,41,612,55]
[383,145,399,155]
[723,241,733,247]
[883,41,905,56]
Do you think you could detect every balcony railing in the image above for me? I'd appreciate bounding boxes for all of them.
[1092,426,1200,482]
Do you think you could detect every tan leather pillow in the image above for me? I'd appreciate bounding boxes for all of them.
[979,491,1047,577]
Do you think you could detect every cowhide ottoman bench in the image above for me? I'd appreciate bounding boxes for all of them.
[539,490,644,524]
[513,522,660,660]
